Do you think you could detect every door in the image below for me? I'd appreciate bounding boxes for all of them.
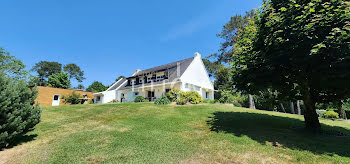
[52,95,60,106]
[147,91,155,101]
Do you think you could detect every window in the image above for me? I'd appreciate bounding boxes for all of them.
[96,96,101,101]
[53,95,59,100]
[139,80,143,83]
[185,83,189,88]
[165,89,171,93]
[195,86,201,91]
[134,92,139,96]
[206,92,209,99]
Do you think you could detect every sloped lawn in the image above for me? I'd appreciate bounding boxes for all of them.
[1,103,350,164]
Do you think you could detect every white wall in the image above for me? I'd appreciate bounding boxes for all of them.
[180,53,214,99]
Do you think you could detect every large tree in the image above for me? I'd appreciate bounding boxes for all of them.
[63,63,85,83]
[215,10,255,64]
[32,61,62,85]
[232,0,350,132]
[0,47,27,79]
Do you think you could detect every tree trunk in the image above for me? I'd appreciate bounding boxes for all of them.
[301,83,321,132]
[249,94,256,109]
[290,101,295,114]
[297,100,301,115]
[337,102,347,120]
[280,103,286,113]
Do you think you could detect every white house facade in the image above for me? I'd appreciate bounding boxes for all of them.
[93,53,214,104]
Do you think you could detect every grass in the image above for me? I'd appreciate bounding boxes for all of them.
[1,103,350,164]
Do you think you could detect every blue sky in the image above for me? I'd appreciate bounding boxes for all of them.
[0,0,261,87]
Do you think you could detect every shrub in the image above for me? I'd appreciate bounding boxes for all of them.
[322,111,339,119]
[176,96,188,105]
[0,74,41,149]
[183,91,202,104]
[232,101,242,107]
[316,110,326,117]
[134,96,147,103]
[218,90,235,104]
[166,89,182,102]
[154,95,171,105]
[63,92,81,105]
[203,99,216,104]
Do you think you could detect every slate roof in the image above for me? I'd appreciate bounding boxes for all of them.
[107,78,128,91]
[117,57,195,90]
[129,57,194,78]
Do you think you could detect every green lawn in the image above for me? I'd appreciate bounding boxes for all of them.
[1,103,350,164]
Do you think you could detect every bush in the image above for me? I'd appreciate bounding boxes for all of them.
[203,99,216,104]
[134,96,147,103]
[154,95,171,105]
[176,96,188,105]
[166,89,182,102]
[0,74,41,149]
[218,90,235,104]
[316,110,326,117]
[183,91,202,104]
[322,111,339,119]
[63,92,81,105]
[232,101,242,107]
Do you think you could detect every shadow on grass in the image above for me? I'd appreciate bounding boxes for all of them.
[1,134,38,151]
[207,112,350,158]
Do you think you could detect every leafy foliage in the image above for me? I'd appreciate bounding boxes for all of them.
[176,96,188,105]
[231,0,350,131]
[115,76,126,82]
[322,111,340,119]
[154,95,171,105]
[63,64,85,83]
[62,92,81,105]
[48,72,71,89]
[32,61,62,86]
[76,84,85,90]
[166,89,182,102]
[0,47,27,79]
[86,81,107,92]
[134,96,147,103]
[183,91,203,104]
[0,74,41,149]
[215,10,255,63]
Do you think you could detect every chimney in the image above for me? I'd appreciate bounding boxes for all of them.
[194,52,201,58]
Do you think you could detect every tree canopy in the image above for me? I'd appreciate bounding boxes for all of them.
[115,76,126,82]
[86,81,107,92]
[63,63,85,83]
[0,47,27,79]
[32,61,62,85]
[232,0,350,131]
[48,72,71,89]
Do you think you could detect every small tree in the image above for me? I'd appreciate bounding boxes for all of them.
[48,72,71,89]
[0,74,41,149]
[63,92,82,105]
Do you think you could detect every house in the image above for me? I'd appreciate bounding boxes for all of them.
[93,53,214,103]
[34,86,94,106]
